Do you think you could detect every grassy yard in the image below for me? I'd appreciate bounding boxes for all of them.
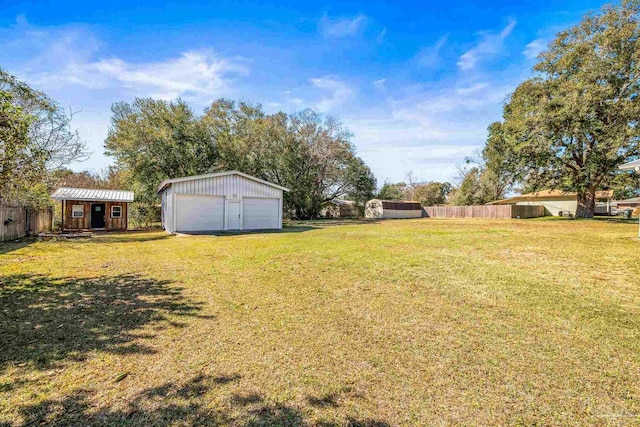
[1,219,639,426]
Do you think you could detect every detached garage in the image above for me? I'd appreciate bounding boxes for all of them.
[158,171,289,233]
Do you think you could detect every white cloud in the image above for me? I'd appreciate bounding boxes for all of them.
[345,77,516,183]
[523,38,547,60]
[310,75,353,112]
[415,34,449,68]
[2,20,248,102]
[373,78,387,91]
[87,51,248,100]
[457,19,517,71]
[319,13,368,38]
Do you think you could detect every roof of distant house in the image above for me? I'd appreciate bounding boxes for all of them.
[51,187,134,203]
[488,189,613,205]
[619,159,640,170]
[613,197,640,205]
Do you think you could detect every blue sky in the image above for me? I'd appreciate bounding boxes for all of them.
[0,0,607,184]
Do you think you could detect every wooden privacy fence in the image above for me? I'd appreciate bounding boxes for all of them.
[0,204,53,242]
[424,205,545,219]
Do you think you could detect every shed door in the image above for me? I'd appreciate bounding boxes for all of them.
[176,194,224,232]
[243,198,279,230]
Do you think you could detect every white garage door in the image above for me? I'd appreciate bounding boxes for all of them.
[243,198,279,230]
[176,195,224,232]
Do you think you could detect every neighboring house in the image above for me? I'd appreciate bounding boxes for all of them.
[614,197,640,209]
[487,189,613,216]
[365,199,423,219]
[157,171,289,233]
[51,187,134,231]
[320,200,357,218]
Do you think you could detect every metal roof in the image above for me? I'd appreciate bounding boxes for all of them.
[619,159,640,170]
[157,170,290,193]
[51,187,134,202]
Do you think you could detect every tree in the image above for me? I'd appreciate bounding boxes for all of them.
[0,68,88,170]
[377,176,451,206]
[344,157,377,214]
[378,182,406,200]
[499,1,640,217]
[412,182,452,206]
[0,69,88,206]
[106,98,375,219]
[448,167,485,206]
[105,98,216,203]
[0,90,46,205]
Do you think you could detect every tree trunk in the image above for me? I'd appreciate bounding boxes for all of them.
[576,189,596,218]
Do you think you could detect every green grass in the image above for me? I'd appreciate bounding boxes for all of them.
[1,218,639,426]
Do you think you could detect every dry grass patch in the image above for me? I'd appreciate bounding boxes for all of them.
[1,219,639,426]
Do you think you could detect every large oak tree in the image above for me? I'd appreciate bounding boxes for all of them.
[498,1,640,217]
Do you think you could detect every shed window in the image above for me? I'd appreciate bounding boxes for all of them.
[111,205,122,218]
[72,205,84,218]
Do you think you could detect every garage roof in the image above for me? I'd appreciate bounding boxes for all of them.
[157,171,290,193]
[51,187,135,202]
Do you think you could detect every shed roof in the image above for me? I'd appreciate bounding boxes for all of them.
[488,189,613,205]
[157,170,290,193]
[51,187,134,202]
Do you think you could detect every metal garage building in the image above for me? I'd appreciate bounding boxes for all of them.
[158,171,289,233]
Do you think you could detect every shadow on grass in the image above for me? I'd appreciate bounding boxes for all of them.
[0,273,205,372]
[139,219,384,237]
[0,240,33,255]
[5,374,390,427]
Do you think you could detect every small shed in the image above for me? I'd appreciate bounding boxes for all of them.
[157,171,289,233]
[365,199,423,219]
[51,187,134,231]
[320,200,357,218]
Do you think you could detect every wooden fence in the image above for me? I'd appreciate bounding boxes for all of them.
[0,204,53,242]
[424,205,545,219]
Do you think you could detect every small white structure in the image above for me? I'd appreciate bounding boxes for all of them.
[158,171,289,233]
[365,199,423,219]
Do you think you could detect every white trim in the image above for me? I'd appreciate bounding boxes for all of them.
[71,204,84,218]
[157,170,290,193]
[111,205,123,218]
[172,189,177,234]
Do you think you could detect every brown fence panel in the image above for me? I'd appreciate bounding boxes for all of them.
[28,208,53,234]
[0,205,27,241]
[1,205,53,242]
[424,205,544,219]
[510,205,545,219]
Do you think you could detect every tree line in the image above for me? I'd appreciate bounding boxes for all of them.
[2,1,639,219]
[104,99,377,219]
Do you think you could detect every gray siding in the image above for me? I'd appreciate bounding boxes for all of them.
[172,174,281,199]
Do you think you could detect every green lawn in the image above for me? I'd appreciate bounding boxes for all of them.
[1,219,639,426]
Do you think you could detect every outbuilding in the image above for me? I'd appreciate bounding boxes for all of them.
[320,200,357,218]
[157,171,289,233]
[51,187,134,231]
[365,199,423,219]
